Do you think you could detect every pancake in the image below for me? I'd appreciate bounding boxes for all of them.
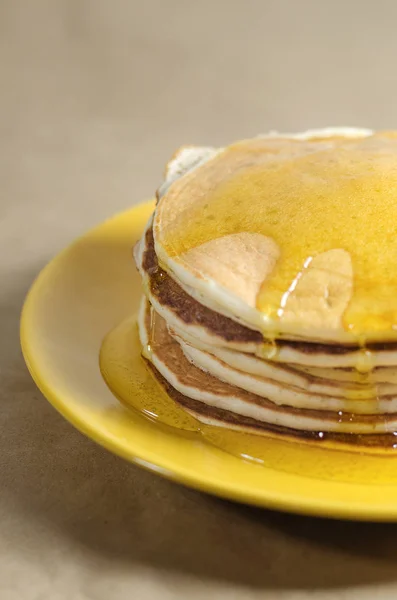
[153,128,397,344]
[172,332,397,404]
[300,366,397,385]
[133,128,397,446]
[138,298,397,440]
[134,217,397,370]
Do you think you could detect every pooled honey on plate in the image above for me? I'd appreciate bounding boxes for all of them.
[158,133,397,338]
[100,317,397,486]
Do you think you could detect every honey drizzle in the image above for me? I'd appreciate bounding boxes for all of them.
[154,133,397,423]
[159,133,397,338]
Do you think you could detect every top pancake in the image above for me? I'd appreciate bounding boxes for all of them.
[153,128,397,344]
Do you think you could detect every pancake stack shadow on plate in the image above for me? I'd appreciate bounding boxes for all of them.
[133,130,397,449]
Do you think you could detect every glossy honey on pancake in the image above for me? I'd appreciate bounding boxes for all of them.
[133,128,397,445]
[154,128,397,344]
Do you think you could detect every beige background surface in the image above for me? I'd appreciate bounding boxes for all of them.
[3,1,397,598]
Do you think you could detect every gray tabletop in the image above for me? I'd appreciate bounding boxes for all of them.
[2,1,397,598]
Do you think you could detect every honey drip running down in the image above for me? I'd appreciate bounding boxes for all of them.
[160,133,397,337]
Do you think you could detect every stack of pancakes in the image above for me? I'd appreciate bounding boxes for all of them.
[134,128,397,447]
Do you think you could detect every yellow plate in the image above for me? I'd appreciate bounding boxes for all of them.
[20,201,397,521]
